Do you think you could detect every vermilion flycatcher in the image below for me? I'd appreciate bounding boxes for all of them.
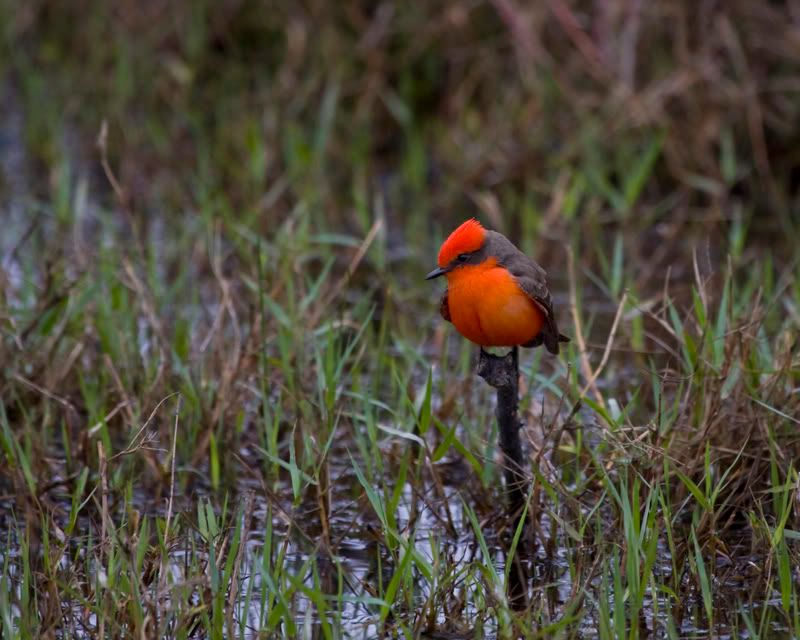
[427,219,569,353]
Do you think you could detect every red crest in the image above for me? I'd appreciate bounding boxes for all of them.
[437,219,485,267]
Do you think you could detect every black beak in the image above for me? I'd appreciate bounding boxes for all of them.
[425,266,447,280]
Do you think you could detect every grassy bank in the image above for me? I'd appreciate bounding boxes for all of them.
[1,2,800,638]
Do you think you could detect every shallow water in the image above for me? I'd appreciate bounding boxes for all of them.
[94,439,791,638]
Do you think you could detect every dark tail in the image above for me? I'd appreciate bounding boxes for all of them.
[542,331,571,355]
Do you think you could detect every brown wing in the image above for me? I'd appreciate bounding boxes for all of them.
[514,270,565,354]
[440,288,452,322]
[486,231,569,355]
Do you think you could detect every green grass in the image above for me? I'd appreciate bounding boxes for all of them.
[2,1,800,638]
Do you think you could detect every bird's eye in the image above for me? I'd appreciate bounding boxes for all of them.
[457,253,470,262]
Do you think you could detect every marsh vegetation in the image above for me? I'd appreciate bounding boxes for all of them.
[1,2,800,637]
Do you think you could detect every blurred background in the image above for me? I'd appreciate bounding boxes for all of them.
[2,1,800,637]
[3,2,799,252]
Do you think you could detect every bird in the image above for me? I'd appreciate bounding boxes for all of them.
[426,218,569,354]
